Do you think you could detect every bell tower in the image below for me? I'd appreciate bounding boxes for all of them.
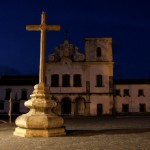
[85,37,114,115]
[85,38,113,62]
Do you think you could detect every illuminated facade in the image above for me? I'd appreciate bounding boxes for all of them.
[114,80,150,114]
[0,76,38,114]
[0,38,150,116]
[46,38,113,116]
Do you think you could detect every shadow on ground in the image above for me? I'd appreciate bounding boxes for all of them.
[66,128,150,137]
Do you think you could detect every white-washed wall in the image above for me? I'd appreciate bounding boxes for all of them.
[89,64,113,93]
[115,84,150,112]
[47,63,86,93]
[90,95,113,115]
[0,85,34,113]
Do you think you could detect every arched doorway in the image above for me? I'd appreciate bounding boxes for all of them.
[76,97,85,115]
[61,97,71,115]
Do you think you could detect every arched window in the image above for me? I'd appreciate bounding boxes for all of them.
[61,97,71,114]
[97,47,101,57]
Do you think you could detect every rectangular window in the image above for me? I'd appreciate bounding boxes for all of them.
[122,104,129,112]
[138,89,145,97]
[139,104,146,112]
[21,90,27,100]
[5,89,11,100]
[96,75,103,87]
[62,75,70,87]
[97,47,102,57]
[123,89,130,97]
[0,102,4,110]
[73,74,81,87]
[114,89,121,96]
[51,74,59,87]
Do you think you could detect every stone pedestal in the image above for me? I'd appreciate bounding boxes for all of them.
[13,83,66,137]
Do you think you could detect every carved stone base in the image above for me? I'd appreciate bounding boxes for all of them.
[14,83,66,137]
[14,114,65,129]
[14,127,66,137]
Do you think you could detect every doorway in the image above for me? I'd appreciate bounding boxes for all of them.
[97,104,103,116]
[122,104,129,112]
[61,97,71,115]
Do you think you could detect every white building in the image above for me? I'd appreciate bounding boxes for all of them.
[0,76,38,114]
[46,38,114,116]
[114,80,150,114]
[0,37,150,116]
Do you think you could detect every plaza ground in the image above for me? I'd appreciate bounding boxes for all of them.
[0,116,150,150]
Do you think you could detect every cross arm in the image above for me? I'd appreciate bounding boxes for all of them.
[46,25,61,31]
[26,25,41,31]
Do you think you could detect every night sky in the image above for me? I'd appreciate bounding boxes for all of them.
[0,0,150,79]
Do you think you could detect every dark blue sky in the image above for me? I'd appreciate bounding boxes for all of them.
[0,0,150,79]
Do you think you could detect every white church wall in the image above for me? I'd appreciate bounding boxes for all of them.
[85,38,113,62]
[46,63,86,93]
[90,95,112,115]
[89,64,112,93]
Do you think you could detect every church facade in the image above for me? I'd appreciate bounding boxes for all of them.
[46,38,113,116]
[0,37,150,116]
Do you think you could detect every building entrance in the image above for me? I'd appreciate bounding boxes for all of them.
[61,97,71,115]
[97,104,103,116]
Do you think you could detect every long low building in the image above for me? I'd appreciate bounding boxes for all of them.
[0,76,38,114]
[0,76,150,115]
[114,80,150,114]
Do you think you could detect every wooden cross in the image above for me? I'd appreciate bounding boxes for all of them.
[26,12,60,83]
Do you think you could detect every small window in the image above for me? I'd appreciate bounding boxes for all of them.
[5,89,11,100]
[122,104,129,112]
[96,75,103,87]
[123,89,130,97]
[21,90,27,100]
[139,104,146,112]
[138,89,145,97]
[62,75,70,87]
[73,74,82,87]
[114,89,121,96]
[97,47,102,57]
[51,74,59,87]
[0,102,4,110]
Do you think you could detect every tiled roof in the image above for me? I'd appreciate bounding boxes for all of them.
[114,79,150,84]
[0,76,38,85]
